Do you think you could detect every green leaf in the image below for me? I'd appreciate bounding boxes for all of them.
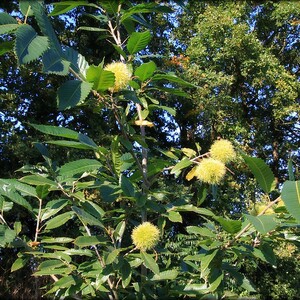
[41,199,69,221]
[157,148,178,160]
[0,13,19,34]
[201,249,219,275]
[288,159,295,181]
[57,80,93,110]
[281,180,300,221]
[186,226,216,238]
[0,179,37,198]
[78,26,108,32]
[141,252,159,275]
[71,206,104,228]
[38,259,65,270]
[134,61,156,81]
[36,185,50,199]
[49,1,89,16]
[63,249,93,257]
[99,183,120,203]
[86,65,115,91]
[34,267,72,276]
[127,31,151,55]
[106,249,120,265]
[0,199,13,212]
[46,140,95,150]
[63,47,89,78]
[19,1,43,17]
[30,1,62,54]
[59,159,102,177]
[0,185,32,212]
[151,73,196,87]
[112,44,127,60]
[81,201,105,219]
[244,214,277,234]
[181,148,197,158]
[149,104,176,116]
[167,211,182,223]
[151,269,178,281]
[99,1,119,14]
[208,269,224,292]
[170,158,193,175]
[53,275,76,289]
[74,236,108,247]
[78,133,98,148]
[0,24,20,35]
[121,3,172,23]
[30,124,79,139]
[214,217,242,234]
[0,12,18,25]
[42,48,70,75]
[14,221,22,235]
[120,175,135,197]
[45,211,75,230]
[30,251,71,263]
[173,205,215,217]
[11,256,29,272]
[242,155,276,193]
[15,25,49,64]
[121,260,132,288]
[113,221,126,241]
[111,136,122,176]
[41,237,74,244]
[253,243,276,266]
[154,87,189,97]
[0,41,14,55]
[19,175,57,187]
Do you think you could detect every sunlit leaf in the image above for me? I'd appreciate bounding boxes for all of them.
[19,175,57,188]
[45,211,75,230]
[74,236,108,247]
[121,3,172,23]
[106,249,120,265]
[0,185,32,212]
[127,31,151,55]
[170,158,193,175]
[244,214,277,234]
[59,159,102,177]
[72,206,104,228]
[30,124,79,140]
[49,1,89,16]
[0,41,14,55]
[151,269,178,281]
[167,211,182,223]
[214,217,242,234]
[11,256,29,272]
[135,61,156,81]
[281,180,300,221]
[152,73,196,87]
[242,155,276,193]
[86,65,115,91]
[141,252,159,275]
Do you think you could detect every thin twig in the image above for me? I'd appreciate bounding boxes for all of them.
[34,198,43,242]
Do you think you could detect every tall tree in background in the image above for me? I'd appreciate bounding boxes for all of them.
[173,1,299,183]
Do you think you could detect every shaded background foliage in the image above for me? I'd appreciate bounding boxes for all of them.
[0,0,299,299]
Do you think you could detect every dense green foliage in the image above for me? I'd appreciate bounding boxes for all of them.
[0,1,299,299]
